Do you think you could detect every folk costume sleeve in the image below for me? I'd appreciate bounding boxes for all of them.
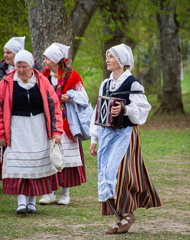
[125,81,152,125]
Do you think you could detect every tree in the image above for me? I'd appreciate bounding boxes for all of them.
[99,0,137,78]
[152,0,185,114]
[27,0,102,64]
[0,0,30,57]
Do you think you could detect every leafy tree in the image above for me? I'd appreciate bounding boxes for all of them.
[99,0,161,94]
[176,0,190,61]
[99,0,136,78]
[0,0,31,59]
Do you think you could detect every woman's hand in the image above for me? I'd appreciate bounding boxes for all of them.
[90,143,97,156]
[0,138,6,147]
[61,94,70,102]
[52,134,62,144]
[111,101,121,117]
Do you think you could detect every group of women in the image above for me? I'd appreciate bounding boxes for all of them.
[0,38,87,214]
[0,37,161,234]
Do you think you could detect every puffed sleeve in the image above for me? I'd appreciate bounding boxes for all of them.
[124,81,151,125]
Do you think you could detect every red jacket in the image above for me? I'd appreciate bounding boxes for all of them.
[0,69,63,145]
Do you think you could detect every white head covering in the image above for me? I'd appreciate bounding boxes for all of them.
[106,43,134,71]
[4,36,25,54]
[43,43,70,63]
[14,50,34,67]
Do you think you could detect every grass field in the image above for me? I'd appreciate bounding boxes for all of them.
[0,72,189,240]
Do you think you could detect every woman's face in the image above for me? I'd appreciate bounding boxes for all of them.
[4,48,15,66]
[15,62,33,81]
[106,52,121,72]
[43,56,58,72]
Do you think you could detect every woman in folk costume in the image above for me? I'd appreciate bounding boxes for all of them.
[0,36,41,81]
[39,43,87,205]
[0,50,63,214]
[0,36,25,80]
[90,43,161,234]
[0,37,42,180]
[0,37,25,180]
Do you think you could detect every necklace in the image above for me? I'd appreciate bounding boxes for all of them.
[111,79,117,90]
[111,83,116,89]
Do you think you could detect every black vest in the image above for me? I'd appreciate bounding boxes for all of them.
[102,75,141,127]
[12,82,44,117]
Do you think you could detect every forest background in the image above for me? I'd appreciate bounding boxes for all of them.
[0,0,190,113]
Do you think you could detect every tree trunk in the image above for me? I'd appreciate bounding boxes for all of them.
[99,0,136,79]
[154,0,184,114]
[27,0,101,64]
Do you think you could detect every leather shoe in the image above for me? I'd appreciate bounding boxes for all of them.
[105,223,121,234]
[117,213,135,233]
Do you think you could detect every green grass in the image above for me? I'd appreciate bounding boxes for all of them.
[0,125,190,239]
[0,71,190,239]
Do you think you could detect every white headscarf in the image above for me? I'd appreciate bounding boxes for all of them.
[14,50,34,67]
[4,36,25,54]
[43,43,70,63]
[106,43,134,71]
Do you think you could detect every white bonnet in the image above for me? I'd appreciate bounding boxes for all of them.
[4,36,25,54]
[106,43,134,71]
[14,50,34,67]
[43,43,70,63]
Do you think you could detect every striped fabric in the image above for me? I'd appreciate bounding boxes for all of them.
[0,163,1,180]
[2,173,59,196]
[101,126,161,215]
[57,140,86,187]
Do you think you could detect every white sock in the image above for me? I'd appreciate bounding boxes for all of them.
[121,212,131,225]
[26,196,36,210]
[61,187,69,196]
[17,194,26,209]
[27,196,36,205]
[45,191,55,196]
[112,214,122,228]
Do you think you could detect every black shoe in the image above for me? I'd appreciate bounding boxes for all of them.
[26,203,37,213]
[16,204,27,214]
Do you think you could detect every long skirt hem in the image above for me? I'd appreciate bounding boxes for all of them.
[2,173,59,196]
[100,126,161,215]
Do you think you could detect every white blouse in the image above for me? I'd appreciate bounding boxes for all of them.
[90,69,151,144]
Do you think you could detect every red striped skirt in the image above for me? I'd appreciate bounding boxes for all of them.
[57,140,87,187]
[0,162,2,181]
[2,173,59,196]
[101,126,161,215]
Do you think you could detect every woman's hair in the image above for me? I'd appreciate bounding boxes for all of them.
[124,65,130,71]
[58,58,66,68]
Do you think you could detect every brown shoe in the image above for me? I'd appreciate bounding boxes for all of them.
[117,213,135,233]
[105,222,121,234]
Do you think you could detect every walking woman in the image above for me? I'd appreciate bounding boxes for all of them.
[90,43,161,234]
[0,50,63,214]
[39,43,87,205]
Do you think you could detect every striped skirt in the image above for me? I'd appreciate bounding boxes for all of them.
[0,162,1,181]
[101,126,161,215]
[2,113,59,196]
[57,140,86,187]
[2,174,59,196]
